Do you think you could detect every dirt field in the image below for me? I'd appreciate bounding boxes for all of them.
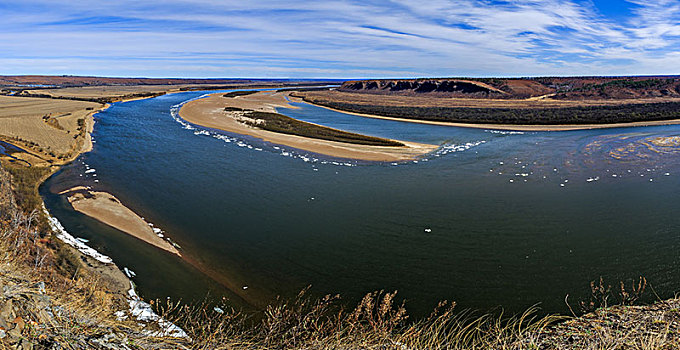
[0,96,101,163]
[22,85,186,99]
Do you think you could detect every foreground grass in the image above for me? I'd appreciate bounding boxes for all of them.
[157,290,563,350]
[158,287,680,349]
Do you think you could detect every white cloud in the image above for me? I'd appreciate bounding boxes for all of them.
[0,0,679,77]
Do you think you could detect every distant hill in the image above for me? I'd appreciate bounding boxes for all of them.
[0,75,338,88]
[339,76,680,100]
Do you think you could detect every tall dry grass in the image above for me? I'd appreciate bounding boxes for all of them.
[156,288,568,350]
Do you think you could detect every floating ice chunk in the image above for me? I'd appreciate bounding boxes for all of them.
[124,267,137,278]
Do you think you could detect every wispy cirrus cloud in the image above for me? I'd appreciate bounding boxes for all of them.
[0,0,678,78]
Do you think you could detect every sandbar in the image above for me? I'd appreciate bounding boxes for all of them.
[179,91,438,162]
[65,189,181,256]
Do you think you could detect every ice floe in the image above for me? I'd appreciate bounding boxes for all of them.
[44,205,113,264]
[127,282,188,338]
[124,267,137,278]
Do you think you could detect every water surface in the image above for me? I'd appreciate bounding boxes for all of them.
[42,90,680,316]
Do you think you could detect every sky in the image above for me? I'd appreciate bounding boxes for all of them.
[1,0,679,78]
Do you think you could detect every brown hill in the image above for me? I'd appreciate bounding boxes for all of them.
[339,79,508,98]
[0,75,334,88]
[339,76,680,100]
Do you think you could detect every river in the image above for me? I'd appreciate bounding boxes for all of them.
[41,89,680,316]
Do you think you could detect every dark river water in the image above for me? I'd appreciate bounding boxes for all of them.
[41,90,680,317]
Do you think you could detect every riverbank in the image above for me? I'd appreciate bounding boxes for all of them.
[297,97,680,131]
[179,91,438,161]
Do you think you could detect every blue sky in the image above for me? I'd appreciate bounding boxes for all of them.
[1,0,679,78]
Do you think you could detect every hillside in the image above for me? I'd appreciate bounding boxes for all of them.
[338,76,680,100]
[0,164,189,349]
[294,76,680,127]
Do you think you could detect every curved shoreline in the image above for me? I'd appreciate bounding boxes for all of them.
[295,96,680,132]
[178,92,438,162]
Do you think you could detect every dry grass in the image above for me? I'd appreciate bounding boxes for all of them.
[23,85,184,100]
[157,289,567,350]
[298,90,680,110]
[0,95,99,160]
[0,167,182,349]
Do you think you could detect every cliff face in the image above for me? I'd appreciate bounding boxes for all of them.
[338,77,680,100]
[339,79,507,98]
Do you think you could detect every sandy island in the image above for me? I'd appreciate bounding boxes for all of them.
[63,188,181,256]
[298,97,680,132]
[179,91,438,162]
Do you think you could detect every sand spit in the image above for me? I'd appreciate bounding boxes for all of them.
[63,188,181,256]
[179,92,437,162]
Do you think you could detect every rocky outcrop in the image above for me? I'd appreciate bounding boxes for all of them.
[338,77,680,100]
[339,79,506,97]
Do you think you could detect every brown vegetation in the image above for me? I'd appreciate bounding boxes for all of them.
[295,77,680,127]
[0,95,100,163]
[238,110,404,146]
[338,76,680,100]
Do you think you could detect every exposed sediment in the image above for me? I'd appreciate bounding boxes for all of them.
[179,91,438,162]
[62,188,181,256]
